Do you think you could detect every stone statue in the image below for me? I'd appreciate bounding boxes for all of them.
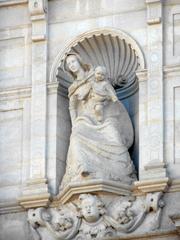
[60,53,136,189]
[92,66,118,122]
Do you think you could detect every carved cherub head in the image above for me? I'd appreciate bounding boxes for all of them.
[110,197,135,225]
[51,208,73,232]
[78,194,105,223]
[94,66,107,82]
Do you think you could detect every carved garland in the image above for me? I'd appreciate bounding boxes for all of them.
[28,193,164,240]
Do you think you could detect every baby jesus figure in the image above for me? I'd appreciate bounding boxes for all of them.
[92,66,118,122]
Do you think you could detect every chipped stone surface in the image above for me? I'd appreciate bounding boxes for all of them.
[0,0,180,239]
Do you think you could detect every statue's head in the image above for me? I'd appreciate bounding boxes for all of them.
[78,194,105,223]
[63,53,90,78]
[95,66,107,81]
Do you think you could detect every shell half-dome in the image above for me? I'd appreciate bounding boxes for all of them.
[57,32,142,99]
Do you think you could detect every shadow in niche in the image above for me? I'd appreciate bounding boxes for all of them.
[118,90,139,179]
[55,90,71,193]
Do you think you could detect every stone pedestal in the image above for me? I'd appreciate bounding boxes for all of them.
[56,179,132,204]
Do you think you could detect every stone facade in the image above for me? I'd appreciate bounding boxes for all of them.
[0,0,180,239]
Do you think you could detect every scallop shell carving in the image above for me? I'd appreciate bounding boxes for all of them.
[57,33,140,99]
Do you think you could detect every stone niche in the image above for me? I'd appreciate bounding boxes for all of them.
[54,28,145,174]
[27,29,167,240]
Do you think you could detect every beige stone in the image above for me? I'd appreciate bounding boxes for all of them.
[0,0,180,239]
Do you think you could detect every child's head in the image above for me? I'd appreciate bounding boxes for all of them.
[95,66,106,81]
[78,194,105,222]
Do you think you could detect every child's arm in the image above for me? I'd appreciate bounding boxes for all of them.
[106,83,118,102]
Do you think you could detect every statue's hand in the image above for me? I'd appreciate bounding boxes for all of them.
[112,96,118,102]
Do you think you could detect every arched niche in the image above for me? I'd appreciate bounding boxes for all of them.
[50,28,145,190]
[50,28,145,96]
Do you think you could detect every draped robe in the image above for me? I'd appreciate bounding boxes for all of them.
[60,69,136,188]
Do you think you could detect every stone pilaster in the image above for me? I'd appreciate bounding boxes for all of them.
[146,0,164,166]
[19,0,50,209]
[136,69,148,177]
[141,0,167,180]
[134,0,169,195]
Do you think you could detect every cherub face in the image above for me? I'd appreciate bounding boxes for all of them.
[95,70,105,81]
[95,67,106,81]
[66,55,81,73]
[81,199,100,222]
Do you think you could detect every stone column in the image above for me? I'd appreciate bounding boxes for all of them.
[135,0,168,193]
[19,0,50,209]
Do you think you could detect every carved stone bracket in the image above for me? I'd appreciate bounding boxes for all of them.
[28,0,48,41]
[29,0,47,17]
[145,192,165,231]
[146,0,162,25]
[28,191,165,240]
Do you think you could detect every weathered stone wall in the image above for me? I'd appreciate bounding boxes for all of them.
[0,0,180,239]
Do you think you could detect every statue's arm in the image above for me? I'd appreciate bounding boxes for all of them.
[106,83,118,102]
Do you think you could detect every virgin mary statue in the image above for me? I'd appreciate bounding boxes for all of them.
[60,53,136,189]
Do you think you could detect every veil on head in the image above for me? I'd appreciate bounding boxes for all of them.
[62,52,91,78]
